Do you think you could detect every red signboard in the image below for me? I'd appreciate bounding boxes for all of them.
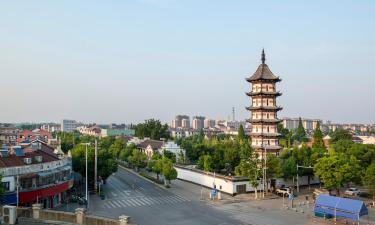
[19,180,72,203]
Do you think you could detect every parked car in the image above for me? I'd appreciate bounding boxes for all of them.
[345,188,361,196]
[276,187,291,196]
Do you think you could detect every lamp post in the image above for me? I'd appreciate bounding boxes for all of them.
[81,143,91,211]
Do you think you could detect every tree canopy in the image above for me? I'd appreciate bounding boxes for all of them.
[134,119,170,140]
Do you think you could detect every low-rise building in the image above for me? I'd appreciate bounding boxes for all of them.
[0,141,73,208]
[101,129,135,137]
[40,124,61,133]
[137,139,164,159]
[17,129,52,144]
[76,126,101,137]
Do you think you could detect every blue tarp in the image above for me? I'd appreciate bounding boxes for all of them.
[314,194,368,221]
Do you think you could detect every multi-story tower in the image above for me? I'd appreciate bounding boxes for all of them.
[246,50,282,157]
[192,116,205,130]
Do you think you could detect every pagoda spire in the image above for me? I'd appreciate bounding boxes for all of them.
[261,48,266,64]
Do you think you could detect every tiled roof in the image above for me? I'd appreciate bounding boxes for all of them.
[0,143,59,168]
[247,63,280,81]
[137,140,164,150]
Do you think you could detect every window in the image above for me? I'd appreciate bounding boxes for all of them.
[2,182,10,191]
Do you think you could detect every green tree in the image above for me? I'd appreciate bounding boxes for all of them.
[108,138,126,158]
[314,153,361,195]
[134,119,170,140]
[282,156,297,181]
[128,149,147,171]
[266,154,283,180]
[71,144,117,185]
[235,157,261,199]
[147,152,163,180]
[238,124,246,140]
[363,162,375,205]
[330,129,352,143]
[163,150,176,163]
[119,144,136,161]
[312,122,325,148]
[161,157,178,185]
[294,117,307,143]
[198,155,213,172]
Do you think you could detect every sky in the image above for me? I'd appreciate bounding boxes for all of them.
[0,0,374,124]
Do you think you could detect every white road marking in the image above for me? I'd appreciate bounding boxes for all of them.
[108,201,116,208]
[112,200,122,207]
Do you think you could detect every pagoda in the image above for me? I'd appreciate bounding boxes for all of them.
[246,50,282,157]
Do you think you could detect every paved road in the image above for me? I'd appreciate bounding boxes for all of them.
[89,166,244,225]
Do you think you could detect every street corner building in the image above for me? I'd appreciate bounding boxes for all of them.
[0,140,73,208]
[246,49,283,157]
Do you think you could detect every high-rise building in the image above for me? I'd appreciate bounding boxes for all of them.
[192,116,205,130]
[204,119,216,128]
[61,119,79,132]
[246,50,282,156]
[171,115,189,129]
[181,118,190,128]
[282,118,322,131]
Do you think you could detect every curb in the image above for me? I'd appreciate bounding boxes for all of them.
[118,165,168,190]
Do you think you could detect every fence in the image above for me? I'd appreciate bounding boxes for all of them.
[1,204,135,225]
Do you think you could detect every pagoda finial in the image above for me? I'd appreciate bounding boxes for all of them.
[261,48,266,64]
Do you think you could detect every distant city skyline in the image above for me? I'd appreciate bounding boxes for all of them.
[1,1,374,124]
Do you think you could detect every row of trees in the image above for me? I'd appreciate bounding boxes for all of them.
[177,127,245,176]
[177,122,375,200]
[117,144,178,185]
[57,133,120,187]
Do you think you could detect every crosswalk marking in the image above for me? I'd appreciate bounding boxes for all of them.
[142,198,154,205]
[120,199,131,207]
[128,198,141,206]
[137,198,149,205]
[113,200,122,207]
[169,196,180,203]
[102,194,190,209]
[108,201,116,208]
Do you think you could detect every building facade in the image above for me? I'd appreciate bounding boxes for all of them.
[246,50,282,156]
[171,115,190,129]
[61,119,79,133]
[192,116,205,130]
[282,118,322,131]
[204,119,216,129]
[0,141,73,208]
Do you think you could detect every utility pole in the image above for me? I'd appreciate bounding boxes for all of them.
[16,175,19,207]
[94,139,98,194]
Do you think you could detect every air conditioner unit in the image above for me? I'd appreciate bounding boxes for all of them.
[24,157,32,164]
[35,155,43,163]
[3,205,17,225]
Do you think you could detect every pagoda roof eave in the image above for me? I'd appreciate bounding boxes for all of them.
[246,91,282,97]
[246,106,283,111]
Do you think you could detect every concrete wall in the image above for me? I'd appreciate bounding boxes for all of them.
[175,165,320,195]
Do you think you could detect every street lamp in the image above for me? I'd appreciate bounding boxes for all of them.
[81,143,91,211]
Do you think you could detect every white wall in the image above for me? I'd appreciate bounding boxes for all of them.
[175,166,320,195]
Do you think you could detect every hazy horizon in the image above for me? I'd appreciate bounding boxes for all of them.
[1,1,374,125]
